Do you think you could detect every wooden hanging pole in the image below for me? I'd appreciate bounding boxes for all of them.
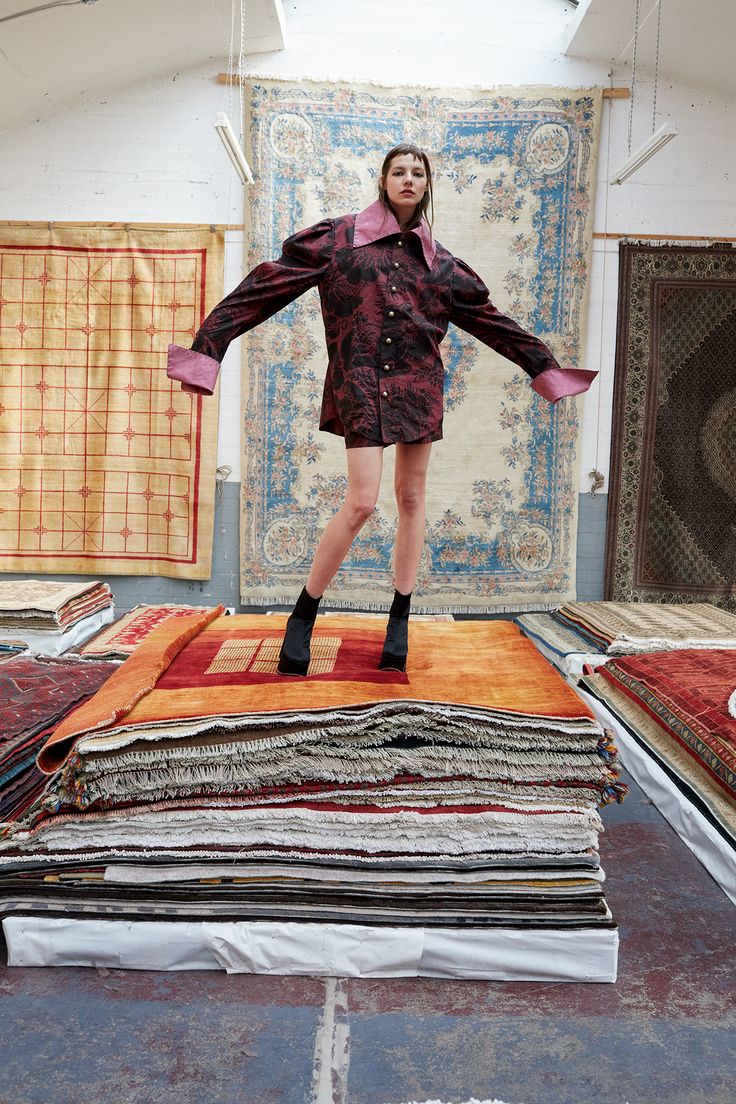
[216,75,631,98]
[0,220,245,231]
[593,232,736,242]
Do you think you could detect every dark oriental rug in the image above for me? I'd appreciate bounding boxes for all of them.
[605,243,736,609]
[0,655,118,825]
[582,647,736,847]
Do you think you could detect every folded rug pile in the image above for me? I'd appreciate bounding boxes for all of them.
[0,612,625,943]
[0,579,114,655]
[581,648,736,852]
[0,655,119,826]
[516,601,736,677]
[550,601,736,656]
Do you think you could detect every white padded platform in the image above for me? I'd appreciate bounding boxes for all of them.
[2,916,619,981]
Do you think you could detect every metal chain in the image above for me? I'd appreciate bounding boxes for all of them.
[222,0,236,116]
[628,0,642,155]
[592,70,615,494]
[652,0,663,131]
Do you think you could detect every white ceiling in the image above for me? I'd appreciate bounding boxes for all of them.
[0,0,285,133]
[565,0,736,100]
[0,0,734,138]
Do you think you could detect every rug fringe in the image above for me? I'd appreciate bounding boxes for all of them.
[620,237,736,249]
[241,595,562,616]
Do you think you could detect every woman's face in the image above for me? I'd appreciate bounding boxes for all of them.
[381,154,428,221]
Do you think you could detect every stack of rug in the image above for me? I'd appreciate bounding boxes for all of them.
[0,612,626,979]
[515,601,736,676]
[0,579,114,656]
[579,648,736,905]
[0,655,120,828]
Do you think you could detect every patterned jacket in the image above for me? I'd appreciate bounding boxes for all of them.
[167,200,596,444]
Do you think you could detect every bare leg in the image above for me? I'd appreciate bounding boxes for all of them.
[378,443,432,672]
[306,445,384,597]
[393,442,432,594]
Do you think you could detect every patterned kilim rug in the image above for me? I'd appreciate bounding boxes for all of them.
[582,649,736,847]
[0,224,223,579]
[79,603,215,659]
[605,243,736,609]
[239,80,602,611]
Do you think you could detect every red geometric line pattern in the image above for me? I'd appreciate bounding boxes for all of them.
[0,465,192,559]
[0,227,223,577]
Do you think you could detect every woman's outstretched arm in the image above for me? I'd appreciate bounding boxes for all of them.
[448,256,597,402]
[167,219,335,395]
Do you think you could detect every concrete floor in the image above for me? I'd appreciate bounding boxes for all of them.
[1,771,734,1104]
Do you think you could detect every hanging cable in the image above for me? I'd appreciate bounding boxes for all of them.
[221,0,238,223]
[590,72,615,495]
[239,0,246,148]
[652,0,663,132]
[627,0,641,156]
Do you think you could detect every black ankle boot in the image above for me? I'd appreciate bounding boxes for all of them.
[379,589,411,672]
[277,586,321,676]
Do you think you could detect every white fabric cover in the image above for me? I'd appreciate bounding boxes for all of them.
[2,916,618,981]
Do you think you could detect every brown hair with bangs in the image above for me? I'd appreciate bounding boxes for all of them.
[378,143,434,232]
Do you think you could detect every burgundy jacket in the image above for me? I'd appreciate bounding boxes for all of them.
[167,200,596,444]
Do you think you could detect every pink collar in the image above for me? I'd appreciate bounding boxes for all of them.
[353,199,436,268]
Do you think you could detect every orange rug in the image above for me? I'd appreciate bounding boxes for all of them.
[39,613,595,773]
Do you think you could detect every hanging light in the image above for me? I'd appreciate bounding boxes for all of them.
[609,121,678,185]
[610,0,677,185]
[214,112,254,185]
[214,0,254,186]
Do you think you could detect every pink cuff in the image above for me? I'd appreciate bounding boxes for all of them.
[530,368,598,403]
[167,344,221,396]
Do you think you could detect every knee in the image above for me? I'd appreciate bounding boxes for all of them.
[344,493,377,529]
[395,482,426,516]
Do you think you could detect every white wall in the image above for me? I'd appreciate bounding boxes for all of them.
[1,0,734,488]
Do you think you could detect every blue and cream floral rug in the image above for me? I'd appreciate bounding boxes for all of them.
[239,79,601,611]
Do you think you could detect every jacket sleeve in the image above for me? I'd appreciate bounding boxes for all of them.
[167,219,335,395]
[448,256,597,403]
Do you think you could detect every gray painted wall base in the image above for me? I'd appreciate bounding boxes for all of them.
[1,485,607,611]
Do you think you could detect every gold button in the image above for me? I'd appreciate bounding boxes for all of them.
[382,391,388,398]
[393,261,400,268]
[391,285,397,292]
[388,310,395,317]
[385,337,392,344]
[383,364,390,371]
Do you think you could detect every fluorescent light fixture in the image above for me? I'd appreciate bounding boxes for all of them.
[609,121,678,185]
[214,112,254,185]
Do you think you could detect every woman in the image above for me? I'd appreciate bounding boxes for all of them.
[167,144,596,675]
